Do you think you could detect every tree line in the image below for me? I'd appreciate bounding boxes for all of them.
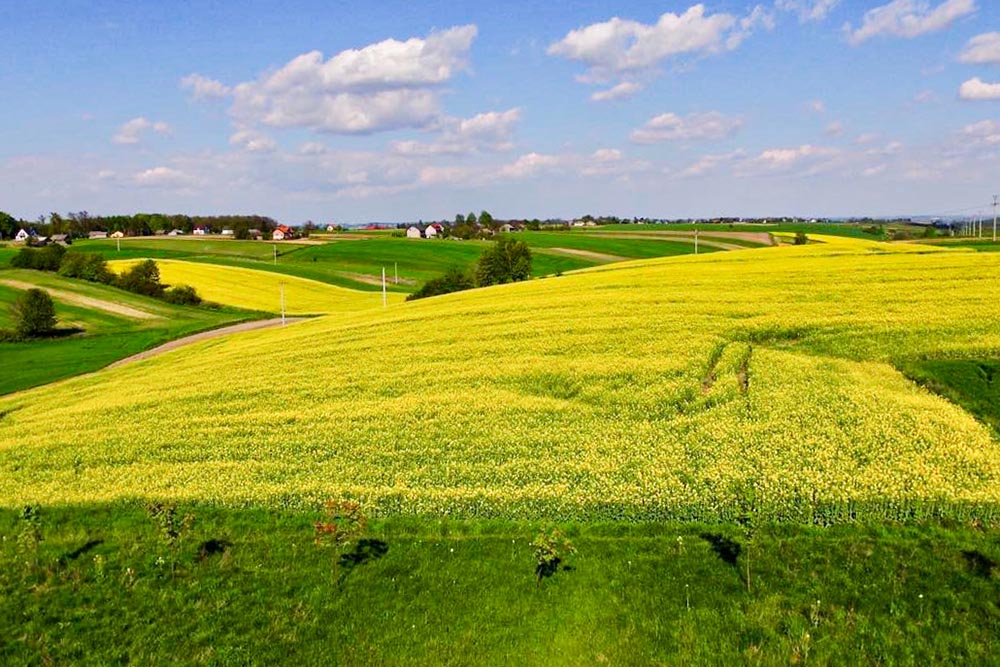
[0,210,278,240]
[408,237,532,301]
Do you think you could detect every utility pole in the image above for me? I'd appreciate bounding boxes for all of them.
[694,229,699,255]
[394,262,398,285]
[382,267,387,308]
[280,283,286,326]
[993,195,998,243]
[273,244,278,265]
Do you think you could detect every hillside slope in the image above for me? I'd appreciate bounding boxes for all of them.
[2,240,1000,521]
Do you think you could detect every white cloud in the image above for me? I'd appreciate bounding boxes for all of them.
[499,152,562,179]
[229,25,477,134]
[112,117,170,145]
[963,119,1000,144]
[229,130,277,153]
[825,120,845,136]
[180,74,231,100]
[679,149,746,177]
[548,5,772,97]
[775,0,840,23]
[592,148,623,162]
[806,99,826,114]
[132,166,193,187]
[958,32,1000,65]
[913,89,937,103]
[630,111,743,143]
[391,108,521,156]
[299,142,328,155]
[863,164,888,176]
[844,0,977,46]
[959,77,1000,100]
[591,81,643,102]
[750,144,840,170]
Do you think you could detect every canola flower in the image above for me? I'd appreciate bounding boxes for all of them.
[108,259,400,314]
[2,238,1000,522]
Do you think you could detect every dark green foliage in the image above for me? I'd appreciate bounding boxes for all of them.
[11,289,56,337]
[10,245,66,272]
[116,259,164,298]
[162,284,202,306]
[531,527,575,585]
[2,508,1000,664]
[475,237,532,286]
[406,267,475,300]
[898,359,1000,434]
[58,251,113,283]
[793,231,808,245]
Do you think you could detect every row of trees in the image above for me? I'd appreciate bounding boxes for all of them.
[408,238,532,301]
[10,246,201,305]
[0,210,280,240]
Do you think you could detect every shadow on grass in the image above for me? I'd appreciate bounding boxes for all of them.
[962,550,997,579]
[58,539,103,567]
[700,533,742,566]
[339,539,389,575]
[198,538,233,561]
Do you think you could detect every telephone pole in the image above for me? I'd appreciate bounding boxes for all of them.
[993,195,998,242]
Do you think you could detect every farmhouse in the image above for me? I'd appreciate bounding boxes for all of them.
[89,231,108,240]
[272,225,295,241]
[111,231,125,238]
[52,234,70,245]
[167,229,184,236]
[406,225,423,239]
[193,226,209,235]
[221,228,234,236]
[425,223,444,238]
[14,228,30,242]
[326,224,337,232]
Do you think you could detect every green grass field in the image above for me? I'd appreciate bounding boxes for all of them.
[593,222,897,239]
[0,270,261,395]
[2,506,998,665]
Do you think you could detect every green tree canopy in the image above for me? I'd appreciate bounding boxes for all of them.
[12,288,56,337]
[475,237,532,286]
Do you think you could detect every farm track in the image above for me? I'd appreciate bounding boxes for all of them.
[542,247,631,263]
[0,279,160,320]
[108,317,307,368]
[587,233,753,250]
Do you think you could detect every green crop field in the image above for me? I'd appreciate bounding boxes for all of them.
[0,270,261,395]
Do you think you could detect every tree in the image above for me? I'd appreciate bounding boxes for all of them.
[454,213,465,226]
[0,211,18,240]
[466,211,478,225]
[475,237,532,286]
[59,252,113,283]
[479,210,494,228]
[117,259,165,297]
[406,267,475,301]
[12,288,56,337]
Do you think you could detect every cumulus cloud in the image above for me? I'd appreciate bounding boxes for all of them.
[958,32,1000,65]
[591,81,643,102]
[844,0,977,46]
[180,74,231,100]
[548,5,772,98]
[679,149,747,177]
[775,0,840,23]
[229,130,277,153]
[825,121,845,136]
[391,108,522,156]
[749,144,841,171]
[963,119,1000,144]
[228,25,477,134]
[132,166,193,187]
[630,111,743,143]
[958,77,1000,100]
[591,148,623,162]
[112,117,170,145]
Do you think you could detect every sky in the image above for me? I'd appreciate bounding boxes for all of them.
[1,0,999,223]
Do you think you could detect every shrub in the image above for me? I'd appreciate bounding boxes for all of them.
[59,251,113,284]
[10,244,65,272]
[163,284,202,305]
[794,232,809,245]
[475,237,532,286]
[531,528,576,585]
[11,288,56,337]
[116,259,164,297]
[406,267,475,301]
[314,500,367,583]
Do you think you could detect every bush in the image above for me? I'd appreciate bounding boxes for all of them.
[163,284,202,305]
[10,244,66,272]
[59,252,113,284]
[11,288,56,337]
[116,259,164,297]
[407,267,475,301]
[475,237,532,286]
[793,232,808,245]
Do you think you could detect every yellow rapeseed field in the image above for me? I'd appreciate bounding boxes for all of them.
[3,238,1000,521]
[109,259,401,314]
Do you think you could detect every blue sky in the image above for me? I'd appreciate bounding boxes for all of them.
[1,0,998,223]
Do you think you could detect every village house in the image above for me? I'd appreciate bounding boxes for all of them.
[89,230,108,240]
[221,228,234,236]
[110,231,125,238]
[192,226,209,235]
[272,224,295,241]
[406,225,423,239]
[14,228,30,242]
[51,234,70,245]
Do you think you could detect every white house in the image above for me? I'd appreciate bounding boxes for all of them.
[110,231,125,238]
[326,224,337,232]
[193,226,208,235]
[89,231,108,240]
[14,228,29,242]
[406,226,423,239]
[424,225,438,238]
[499,223,514,233]
[221,228,234,236]
[272,225,295,241]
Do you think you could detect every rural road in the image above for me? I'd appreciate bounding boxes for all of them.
[108,317,306,368]
[0,279,160,319]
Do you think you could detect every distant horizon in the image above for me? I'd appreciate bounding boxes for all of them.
[2,1,999,222]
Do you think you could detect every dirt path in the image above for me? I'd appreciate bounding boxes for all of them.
[108,317,307,368]
[586,233,750,251]
[0,279,160,320]
[545,247,631,263]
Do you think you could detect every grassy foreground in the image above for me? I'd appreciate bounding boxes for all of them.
[2,506,998,666]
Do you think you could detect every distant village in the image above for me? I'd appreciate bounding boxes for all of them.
[0,208,936,245]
